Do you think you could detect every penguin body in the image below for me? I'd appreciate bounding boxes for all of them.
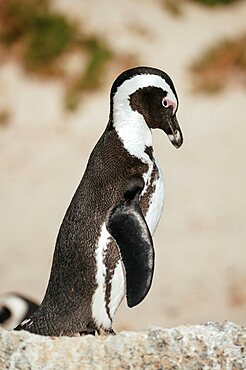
[15,67,183,336]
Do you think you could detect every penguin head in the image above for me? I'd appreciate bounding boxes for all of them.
[110,66,183,148]
[0,293,38,329]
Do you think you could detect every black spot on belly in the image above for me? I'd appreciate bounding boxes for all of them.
[145,146,154,161]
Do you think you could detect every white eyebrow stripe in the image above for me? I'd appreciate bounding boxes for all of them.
[114,74,177,108]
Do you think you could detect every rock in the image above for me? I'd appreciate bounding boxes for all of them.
[0,321,245,369]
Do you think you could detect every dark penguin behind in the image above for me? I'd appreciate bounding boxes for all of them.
[15,66,183,336]
[0,293,38,330]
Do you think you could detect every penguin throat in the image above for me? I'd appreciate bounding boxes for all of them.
[112,102,152,162]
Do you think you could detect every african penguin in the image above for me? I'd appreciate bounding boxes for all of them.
[15,66,183,336]
[0,293,38,330]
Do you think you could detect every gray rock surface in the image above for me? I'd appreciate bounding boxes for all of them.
[0,321,245,369]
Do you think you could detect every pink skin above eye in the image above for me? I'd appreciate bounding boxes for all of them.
[162,98,176,114]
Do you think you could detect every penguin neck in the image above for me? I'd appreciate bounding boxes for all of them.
[109,100,153,163]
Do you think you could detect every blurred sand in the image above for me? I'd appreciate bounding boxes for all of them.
[0,1,246,331]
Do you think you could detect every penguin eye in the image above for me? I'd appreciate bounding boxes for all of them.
[162,97,169,108]
[162,97,176,113]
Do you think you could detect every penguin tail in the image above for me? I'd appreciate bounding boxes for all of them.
[13,317,34,332]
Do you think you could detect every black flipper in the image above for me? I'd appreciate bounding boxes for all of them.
[106,182,154,308]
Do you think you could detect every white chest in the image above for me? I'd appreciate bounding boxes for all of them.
[92,159,164,331]
[145,168,164,235]
[141,161,165,235]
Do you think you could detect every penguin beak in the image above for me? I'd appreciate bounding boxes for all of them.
[164,115,183,149]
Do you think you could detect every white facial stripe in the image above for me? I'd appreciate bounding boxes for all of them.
[114,74,177,111]
[113,99,152,162]
[112,73,177,162]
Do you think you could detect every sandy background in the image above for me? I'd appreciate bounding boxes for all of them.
[0,0,246,332]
